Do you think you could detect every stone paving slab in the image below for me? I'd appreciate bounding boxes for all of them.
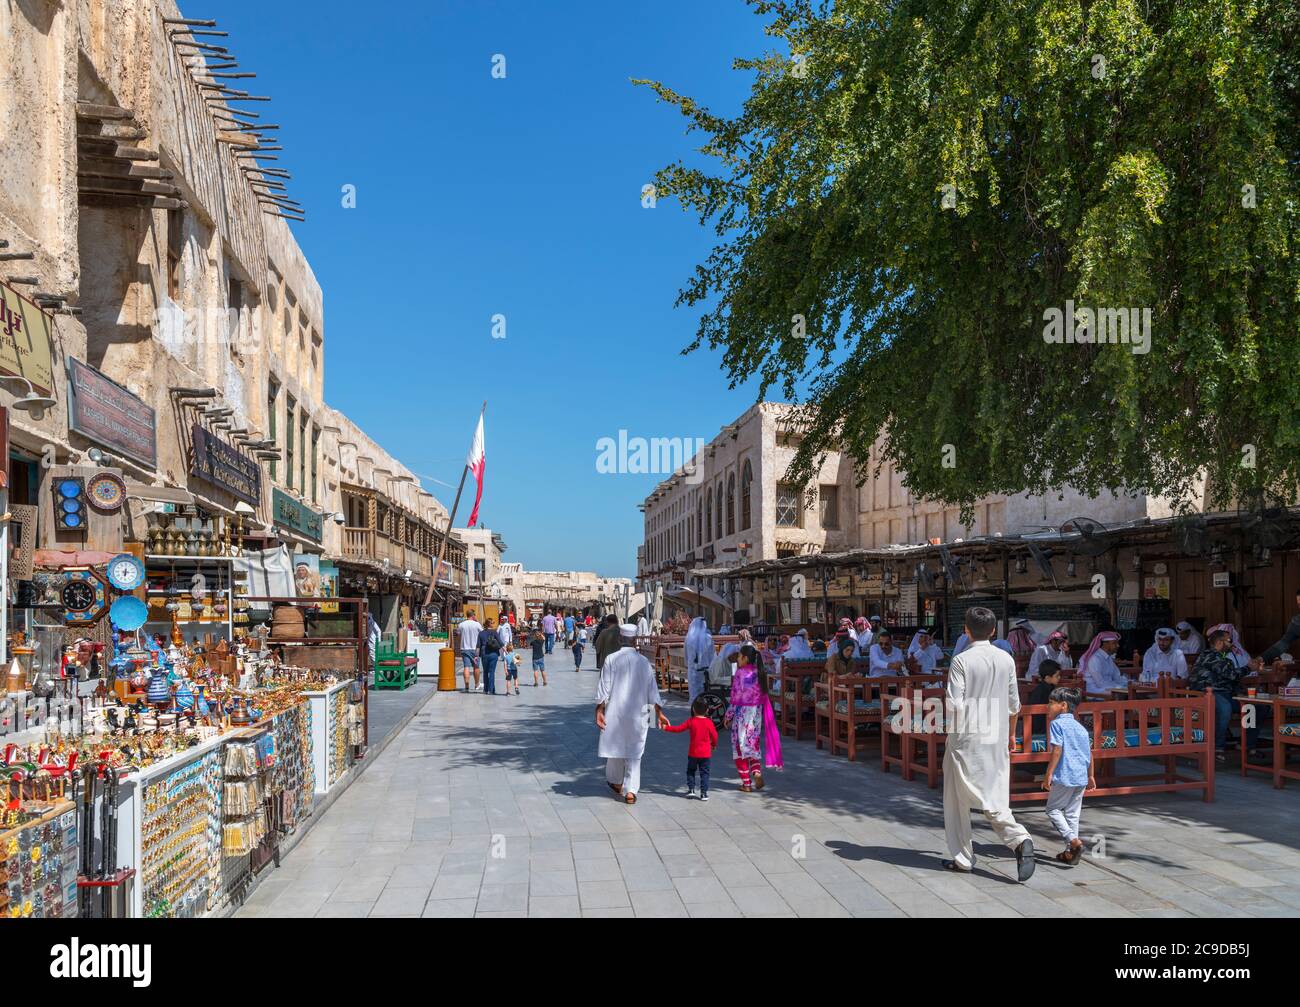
[235,643,1300,918]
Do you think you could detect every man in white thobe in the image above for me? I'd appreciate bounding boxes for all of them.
[1141,628,1186,682]
[1175,621,1204,657]
[868,633,906,676]
[942,608,1035,881]
[1027,632,1073,680]
[908,629,945,675]
[595,625,667,802]
[684,617,714,702]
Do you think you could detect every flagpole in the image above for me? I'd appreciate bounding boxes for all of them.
[422,402,485,615]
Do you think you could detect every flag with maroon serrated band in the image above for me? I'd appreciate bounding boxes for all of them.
[466,409,485,527]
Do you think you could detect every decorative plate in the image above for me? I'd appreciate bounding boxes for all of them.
[109,596,148,632]
[86,473,127,512]
[105,553,146,592]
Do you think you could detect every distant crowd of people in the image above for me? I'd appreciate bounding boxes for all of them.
[452,607,644,696]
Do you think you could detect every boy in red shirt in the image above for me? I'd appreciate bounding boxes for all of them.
[663,697,719,800]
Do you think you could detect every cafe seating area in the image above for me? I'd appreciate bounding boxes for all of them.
[643,631,1300,803]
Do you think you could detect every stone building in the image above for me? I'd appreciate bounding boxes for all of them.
[518,569,632,619]
[637,402,1203,633]
[0,0,458,640]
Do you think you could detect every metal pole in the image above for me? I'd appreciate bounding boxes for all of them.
[1001,551,1010,638]
[0,488,8,667]
[421,402,485,612]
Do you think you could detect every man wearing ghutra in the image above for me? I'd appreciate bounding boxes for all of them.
[1028,631,1073,680]
[595,624,668,804]
[1140,628,1186,682]
[1079,631,1127,694]
[1174,621,1204,657]
[684,617,714,702]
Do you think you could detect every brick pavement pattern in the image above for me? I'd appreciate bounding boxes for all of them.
[236,645,1300,918]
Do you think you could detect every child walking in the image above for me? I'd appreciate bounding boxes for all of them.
[503,643,521,695]
[723,645,782,792]
[572,625,587,671]
[1041,687,1095,865]
[530,628,547,687]
[663,696,719,800]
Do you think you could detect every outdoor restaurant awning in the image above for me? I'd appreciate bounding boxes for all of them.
[691,507,1300,582]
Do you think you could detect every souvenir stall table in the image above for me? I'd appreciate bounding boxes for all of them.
[2,548,368,917]
[108,665,329,919]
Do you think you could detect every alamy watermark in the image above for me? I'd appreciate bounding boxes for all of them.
[595,431,706,482]
[1043,300,1150,355]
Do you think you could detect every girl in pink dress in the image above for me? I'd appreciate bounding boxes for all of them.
[724,645,783,791]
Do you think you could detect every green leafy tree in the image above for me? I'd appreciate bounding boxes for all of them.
[637,0,1300,520]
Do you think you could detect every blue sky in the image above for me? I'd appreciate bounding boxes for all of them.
[213,0,779,578]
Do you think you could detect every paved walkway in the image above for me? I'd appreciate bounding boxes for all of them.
[237,644,1300,918]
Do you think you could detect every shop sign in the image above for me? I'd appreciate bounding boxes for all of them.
[190,424,259,506]
[1142,575,1170,601]
[273,487,323,543]
[66,358,157,468]
[0,281,55,397]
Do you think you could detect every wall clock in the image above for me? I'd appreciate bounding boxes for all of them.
[59,569,109,625]
[105,553,146,592]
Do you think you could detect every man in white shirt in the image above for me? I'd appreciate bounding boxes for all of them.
[908,628,945,675]
[497,618,513,650]
[856,615,880,656]
[1081,631,1127,694]
[869,630,906,676]
[1027,631,1073,680]
[457,612,484,691]
[1175,621,1204,657]
[1141,627,1187,682]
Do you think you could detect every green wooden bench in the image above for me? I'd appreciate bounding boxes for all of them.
[374,638,418,691]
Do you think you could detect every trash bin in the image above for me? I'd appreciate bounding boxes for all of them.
[438,647,457,691]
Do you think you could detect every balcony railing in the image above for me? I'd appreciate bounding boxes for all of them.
[341,526,465,585]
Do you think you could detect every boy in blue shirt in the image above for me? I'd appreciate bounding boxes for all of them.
[1041,687,1095,866]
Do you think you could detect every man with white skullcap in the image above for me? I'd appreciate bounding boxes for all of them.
[595,624,667,804]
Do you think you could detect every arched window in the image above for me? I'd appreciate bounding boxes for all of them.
[726,474,736,536]
[740,460,753,530]
[705,488,713,542]
[715,481,724,539]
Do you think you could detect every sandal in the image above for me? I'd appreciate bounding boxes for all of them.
[1066,842,1084,866]
[624,793,637,805]
[740,783,753,793]
[941,860,971,872]
[608,782,622,795]
[752,770,765,791]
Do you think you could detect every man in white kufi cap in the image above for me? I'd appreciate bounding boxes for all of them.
[595,624,667,804]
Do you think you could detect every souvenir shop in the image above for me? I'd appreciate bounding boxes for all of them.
[1,404,370,919]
